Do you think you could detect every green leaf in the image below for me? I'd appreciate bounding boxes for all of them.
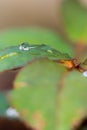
[0,43,71,72]
[57,70,87,130]
[0,93,9,116]
[61,0,87,43]
[9,59,66,130]
[0,28,73,55]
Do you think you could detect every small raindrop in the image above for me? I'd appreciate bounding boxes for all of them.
[83,71,87,77]
[6,107,19,118]
[19,42,35,51]
[19,43,30,51]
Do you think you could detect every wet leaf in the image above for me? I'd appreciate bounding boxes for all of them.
[61,0,87,43]
[0,28,73,55]
[9,59,66,130]
[0,43,71,72]
[57,70,87,130]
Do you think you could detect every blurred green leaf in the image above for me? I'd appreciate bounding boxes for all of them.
[57,70,87,130]
[81,59,87,70]
[61,0,87,43]
[0,93,9,116]
[0,28,73,55]
[9,59,66,130]
[0,43,71,72]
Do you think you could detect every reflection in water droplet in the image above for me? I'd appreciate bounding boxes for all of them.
[6,107,19,118]
[83,71,87,77]
[19,42,35,51]
[19,43,30,51]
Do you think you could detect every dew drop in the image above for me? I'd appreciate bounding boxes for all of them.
[6,107,19,118]
[83,71,87,77]
[19,43,30,51]
[19,42,35,51]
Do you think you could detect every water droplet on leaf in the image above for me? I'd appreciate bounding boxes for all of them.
[19,43,30,51]
[83,71,87,77]
[19,42,35,51]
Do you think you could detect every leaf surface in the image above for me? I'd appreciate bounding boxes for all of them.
[0,43,71,72]
[61,0,87,43]
[0,28,73,55]
[9,59,66,130]
[57,70,87,130]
